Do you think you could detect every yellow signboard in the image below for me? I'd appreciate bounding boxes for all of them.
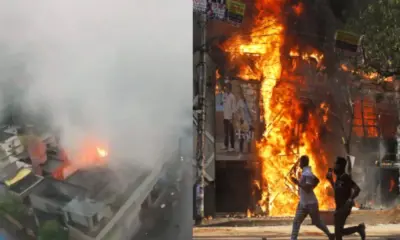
[334,30,364,52]
[227,0,246,25]
[5,168,32,186]
[335,30,362,45]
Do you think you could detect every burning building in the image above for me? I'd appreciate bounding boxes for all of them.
[205,0,371,216]
[210,0,338,216]
[0,123,185,240]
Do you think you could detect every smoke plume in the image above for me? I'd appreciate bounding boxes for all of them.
[0,0,192,168]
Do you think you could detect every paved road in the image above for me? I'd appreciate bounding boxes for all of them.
[132,159,192,240]
[193,225,400,240]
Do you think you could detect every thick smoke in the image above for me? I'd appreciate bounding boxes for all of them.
[0,0,192,168]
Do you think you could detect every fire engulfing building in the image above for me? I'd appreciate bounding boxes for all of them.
[0,124,186,240]
[203,15,399,217]
[29,150,182,240]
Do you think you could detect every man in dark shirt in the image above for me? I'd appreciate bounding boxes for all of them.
[327,156,366,240]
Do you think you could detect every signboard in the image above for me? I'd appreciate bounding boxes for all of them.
[193,0,227,20]
[193,0,245,25]
[335,30,364,53]
[226,0,246,25]
[193,0,207,13]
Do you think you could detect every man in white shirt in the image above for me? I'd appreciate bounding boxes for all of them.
[222,82,236,152]
[290,155,334,240]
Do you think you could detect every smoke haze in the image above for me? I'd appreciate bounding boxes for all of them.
[0,0,192,168]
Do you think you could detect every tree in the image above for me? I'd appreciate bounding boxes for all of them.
[0,191,27,219]
[0,191,34,238]
[38,220,68,240]
[345,0,400,78]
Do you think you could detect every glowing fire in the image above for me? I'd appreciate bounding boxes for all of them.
[221,1,334,215]
[216,69,222,94]
[52,139,109,180]
[292,3,303,16]
[389,177,396,192]
[353,97,378,138]
[216,69,221,80]
[340,64,393,82]
[289,48,324,67]
[96,147,108,158]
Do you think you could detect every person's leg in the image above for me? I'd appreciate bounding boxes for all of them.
[246,131,252,153]
[290,203,308,240]
[308,203,333,239]
[223,119,229,149]
[247,130,252,153]
[228,120,235,149]
[239,132,244,153]
[338,210,364,237]
[334,209,351,240]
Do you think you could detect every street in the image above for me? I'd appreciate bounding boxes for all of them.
[193,225,400,239]
[131,159,192,240]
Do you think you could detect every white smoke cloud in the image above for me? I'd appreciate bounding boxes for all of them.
[0,0,192,168]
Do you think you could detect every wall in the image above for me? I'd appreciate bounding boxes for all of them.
[29,195,59,214]
[69,212,88,228]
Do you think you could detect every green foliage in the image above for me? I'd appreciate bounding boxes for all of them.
[345,0,400,76]
[38,220,68,240]
[0,192,27,218]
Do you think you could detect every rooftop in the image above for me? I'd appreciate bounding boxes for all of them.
[0,126,16,142]
[0,161,20,182]
[65,165,151,237]
[63,197,106,217]
[8,173,42,196]
[30,178,87,207]
[65,164,149,205]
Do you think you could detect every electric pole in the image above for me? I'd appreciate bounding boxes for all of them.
[195,11,207,223]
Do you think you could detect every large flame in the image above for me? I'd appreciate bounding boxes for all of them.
[52,138,109,180]
[221,1,334,215]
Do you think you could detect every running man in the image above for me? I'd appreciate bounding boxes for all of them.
[327,156,366,240]
[290,155,334,240]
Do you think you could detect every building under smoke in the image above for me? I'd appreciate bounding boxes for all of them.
[0,124,185,240]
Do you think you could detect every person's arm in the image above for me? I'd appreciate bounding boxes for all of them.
[311,175,320,189]
[338,175,360,212]
[291,176,313,193]
[349,178,361,201]
[326,171,334,188]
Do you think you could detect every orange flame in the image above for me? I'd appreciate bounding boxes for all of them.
[52,139,109,180]
[389,177,396,192]
[353,98,378,138]
[221,1,334,215]
[292,2,303,16]
[340,64,393,82]
[246,209,253,218]
[216,69,221,80]
[290,48,324,67]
